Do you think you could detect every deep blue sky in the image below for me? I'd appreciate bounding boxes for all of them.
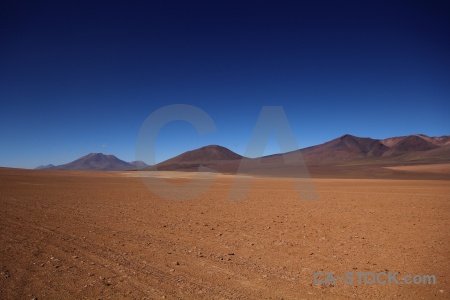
[1,0,449,168]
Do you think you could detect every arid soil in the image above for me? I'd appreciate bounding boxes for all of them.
[1,168,449,299]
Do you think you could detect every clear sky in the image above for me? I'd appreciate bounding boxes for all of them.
[1,0,449,168]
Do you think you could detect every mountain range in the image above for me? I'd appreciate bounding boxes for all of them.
[267,133,450,165]
[35,134,450,178]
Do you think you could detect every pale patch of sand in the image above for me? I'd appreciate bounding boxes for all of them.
[119,170,253,179]
[384,163,450,174]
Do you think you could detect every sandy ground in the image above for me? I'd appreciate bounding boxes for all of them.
[0,168,449,299]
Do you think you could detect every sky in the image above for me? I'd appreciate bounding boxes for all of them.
[1,0,449,168]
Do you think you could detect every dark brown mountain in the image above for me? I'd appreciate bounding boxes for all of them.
[163,145,242,162]
[51,153,135,171]
[150,145,243,171]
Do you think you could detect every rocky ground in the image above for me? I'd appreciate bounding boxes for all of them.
[0,168,449,299]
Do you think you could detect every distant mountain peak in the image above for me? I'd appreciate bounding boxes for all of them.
[86,152,113,157]
[34,164,55,170]
[338,134,374,141]
[52,152,134,171]
[129,160,149,169]
[339,134,355,139]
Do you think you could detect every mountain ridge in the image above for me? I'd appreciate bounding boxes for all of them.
[35,133,450,171]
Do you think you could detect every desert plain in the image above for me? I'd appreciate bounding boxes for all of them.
[1,167,449,299]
